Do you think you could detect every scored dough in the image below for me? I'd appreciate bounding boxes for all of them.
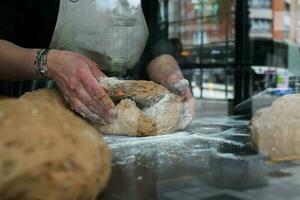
[250,94,300,161]
[0,89,111,200]
[96,77,184,136]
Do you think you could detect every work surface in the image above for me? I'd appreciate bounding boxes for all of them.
[99,116,300,200]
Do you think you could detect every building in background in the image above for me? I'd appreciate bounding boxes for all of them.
[160,0,236,99]
[249,0,300,91]
[157,0,300,101]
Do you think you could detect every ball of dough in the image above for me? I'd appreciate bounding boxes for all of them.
[96,78,184,136]
[0,89,111,200]
[250,94,300,161]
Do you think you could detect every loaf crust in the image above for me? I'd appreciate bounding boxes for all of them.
[250,94,300,161]
[0,89,111,200]
[96,78,184,136]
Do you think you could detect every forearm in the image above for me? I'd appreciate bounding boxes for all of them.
[0,39,39,80]
[147,54,184,86]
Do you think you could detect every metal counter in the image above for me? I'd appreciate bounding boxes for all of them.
[98,116,300,200]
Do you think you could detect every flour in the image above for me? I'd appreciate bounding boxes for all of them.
[104,117,251,168]
[143,94,175,117]
[215,152,241,159]
[98,77,125,88]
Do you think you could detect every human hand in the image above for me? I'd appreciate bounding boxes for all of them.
[147,54,195,129]
[165,76,196,129]
[46,50,115,123]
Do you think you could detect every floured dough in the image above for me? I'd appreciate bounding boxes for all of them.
[0,89,111,200]
[96,78,184,136]
[250,94,300,161]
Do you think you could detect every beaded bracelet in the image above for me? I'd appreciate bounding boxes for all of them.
[34,48,50,77]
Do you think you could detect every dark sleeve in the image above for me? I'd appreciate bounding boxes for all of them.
[0,1,26,96]
[136,0,174,80]
[0,0,27,44]
[0,0,59,97]
[28,0,60,48]
[0,0,59,48]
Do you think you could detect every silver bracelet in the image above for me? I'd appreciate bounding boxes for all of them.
[34,48,50,77]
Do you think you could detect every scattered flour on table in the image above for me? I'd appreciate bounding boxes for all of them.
[104,117,250,167]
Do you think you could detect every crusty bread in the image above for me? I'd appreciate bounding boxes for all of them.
[0,89,111,200]
[96,78,184,136]
[250,94,300,161]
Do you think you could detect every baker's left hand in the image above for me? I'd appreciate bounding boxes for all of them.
[147,54,195,129]
[165,77,196,129]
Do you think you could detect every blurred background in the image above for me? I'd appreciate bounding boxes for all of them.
[150,0,300,117]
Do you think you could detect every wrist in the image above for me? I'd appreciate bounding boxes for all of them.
[25,48,41,79]
[46,49,66,80]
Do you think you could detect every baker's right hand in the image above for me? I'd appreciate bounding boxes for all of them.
[46,50,116,123]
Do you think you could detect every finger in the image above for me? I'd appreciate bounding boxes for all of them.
[56,79,109,123]
[69,96,104,123]
[178,97,195,130]
[186,96,196,118]
[180,103,193,129]
[55,81,73,104]
[87,61,106,79]
[76,85,114,122]
[86,60,105,76]
[182,88,196,117]
[92,65,106,79]
[77,67,115,113]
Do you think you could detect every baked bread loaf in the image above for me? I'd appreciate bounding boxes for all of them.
[0,89,111,200]
[95,77,184,136]
[0,77,185,199]
[250,94,300,161]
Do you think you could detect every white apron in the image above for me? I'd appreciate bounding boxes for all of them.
[50,0,149,75]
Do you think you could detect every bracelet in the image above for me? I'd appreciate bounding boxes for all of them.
[34,48,50,77]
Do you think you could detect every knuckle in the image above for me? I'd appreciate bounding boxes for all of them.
[75,65,88,75]
[68,80,78,91]
[74,87,84,97]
